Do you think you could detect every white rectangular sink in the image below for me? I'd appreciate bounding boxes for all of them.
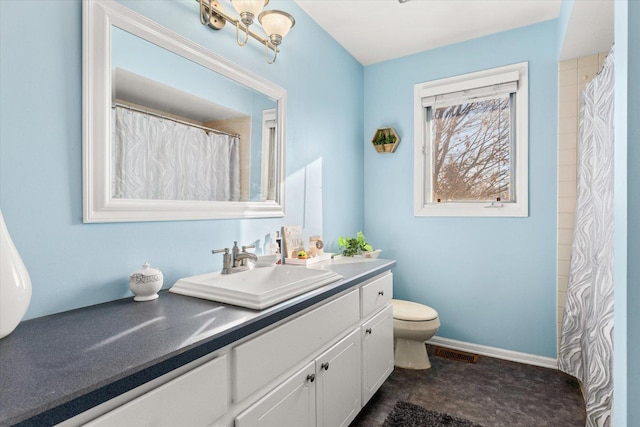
[169,265,343,310]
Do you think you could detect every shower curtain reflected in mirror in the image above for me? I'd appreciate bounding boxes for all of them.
[112,106,240,202]
[559,48,615,427]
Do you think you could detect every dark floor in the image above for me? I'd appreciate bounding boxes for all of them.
[351,345,586,427]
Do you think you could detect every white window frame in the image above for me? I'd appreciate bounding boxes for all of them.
[413,62,529,217]
[261,108,277,201]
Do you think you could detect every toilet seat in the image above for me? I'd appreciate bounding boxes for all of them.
[392,299,438,321]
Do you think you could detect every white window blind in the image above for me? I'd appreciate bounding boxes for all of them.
[421,81,518,109]
[421,72,519,108]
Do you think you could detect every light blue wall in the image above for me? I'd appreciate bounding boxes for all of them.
[613,2,639,423]
[626,0,639,423]
[0,0,364,319]
[363,21,559,358]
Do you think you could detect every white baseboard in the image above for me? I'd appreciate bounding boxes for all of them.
[427,336,558,370]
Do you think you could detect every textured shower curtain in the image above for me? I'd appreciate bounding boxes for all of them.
[558,48,614,427]
[113,107,240,201]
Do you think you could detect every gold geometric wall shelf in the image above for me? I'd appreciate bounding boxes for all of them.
[371,127,400,154]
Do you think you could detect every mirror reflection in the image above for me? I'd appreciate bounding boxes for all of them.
[111,26,278,203]
[83,0,287,222]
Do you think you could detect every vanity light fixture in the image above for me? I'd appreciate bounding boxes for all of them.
[198,0,295,64]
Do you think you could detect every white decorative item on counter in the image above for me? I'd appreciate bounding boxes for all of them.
[266,232,280,256]
[129,263,163,301]
[255,254,279,267]
[285,252,334,266]
[0,209,32,339]
[281,225,304,259]
[354,249,382,259]
[307,235,324,257]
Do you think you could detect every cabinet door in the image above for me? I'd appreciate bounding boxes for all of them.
[316,329,361,427]
[234,289,359,402]
[235,361,316,427]
[361,304,394,404]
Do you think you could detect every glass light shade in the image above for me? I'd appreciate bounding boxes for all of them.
[231,0,269,17]
[258,10,295,40]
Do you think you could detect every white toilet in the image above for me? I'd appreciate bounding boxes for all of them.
[392,299,440,369]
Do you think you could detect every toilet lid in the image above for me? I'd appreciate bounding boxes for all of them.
[392,299,438,321]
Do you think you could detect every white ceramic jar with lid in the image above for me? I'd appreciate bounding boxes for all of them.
[129,263,163,301]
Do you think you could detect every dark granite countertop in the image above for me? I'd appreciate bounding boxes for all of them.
[0,258,395,426]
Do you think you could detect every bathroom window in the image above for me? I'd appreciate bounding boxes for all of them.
[261,109,278,201]
[413,62,528,217]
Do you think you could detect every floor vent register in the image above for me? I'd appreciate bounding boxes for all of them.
[433,347,479,364]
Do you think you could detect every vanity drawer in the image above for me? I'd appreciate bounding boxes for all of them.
[85,355,228,427]
[360,271,393,318]
[233,289,359,402]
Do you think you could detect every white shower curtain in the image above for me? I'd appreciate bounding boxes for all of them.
[558,48,614,427]
[112,106,240,201]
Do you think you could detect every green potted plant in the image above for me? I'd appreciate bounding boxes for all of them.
[338,231,381,258]
[383,131,397,152]
[372,131,386,153]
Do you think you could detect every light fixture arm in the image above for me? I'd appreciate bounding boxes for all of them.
[235,21,250,46]
[199,0,212,26]
[197,0,277,53]
[265,42,277,64]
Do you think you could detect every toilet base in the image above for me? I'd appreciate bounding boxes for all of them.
[394,338,431,369]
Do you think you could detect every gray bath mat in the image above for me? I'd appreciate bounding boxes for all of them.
[383,401,484,427]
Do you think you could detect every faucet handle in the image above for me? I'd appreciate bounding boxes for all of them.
[213,248,232,274]
[242,243,256,251]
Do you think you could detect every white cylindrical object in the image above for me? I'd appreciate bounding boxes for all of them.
[0,209,32,339]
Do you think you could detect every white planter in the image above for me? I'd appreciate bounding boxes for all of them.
[0,209,32,339]
[354,249,382,259]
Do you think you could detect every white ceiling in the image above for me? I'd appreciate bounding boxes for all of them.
[114,68,245,123]
[294,0,614,67]
[295,0,563,66]
[559,0,614,60]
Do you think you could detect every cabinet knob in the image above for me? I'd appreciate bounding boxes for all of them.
[378,290,384,296]
[366,328,372,334]
[306,374,315,383]
[321,362,330,371]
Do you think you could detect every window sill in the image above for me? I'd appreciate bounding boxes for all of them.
[414,202,528,217]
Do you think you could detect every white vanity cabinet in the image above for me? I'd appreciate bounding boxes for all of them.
[359,271,394,404]
[67,270,394,427]
[360,271,393,318]
[232,290,360,403]
[235,361,317,427]
[314,328,362,427]
[361,304,394,404]
[235,272,393,427]
[237,329,361,427]
[83,355,228,427]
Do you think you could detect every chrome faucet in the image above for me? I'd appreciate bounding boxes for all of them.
[213,241,258,274]
[233,242,259,267]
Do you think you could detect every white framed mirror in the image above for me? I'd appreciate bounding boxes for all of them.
[83,0,286,223]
